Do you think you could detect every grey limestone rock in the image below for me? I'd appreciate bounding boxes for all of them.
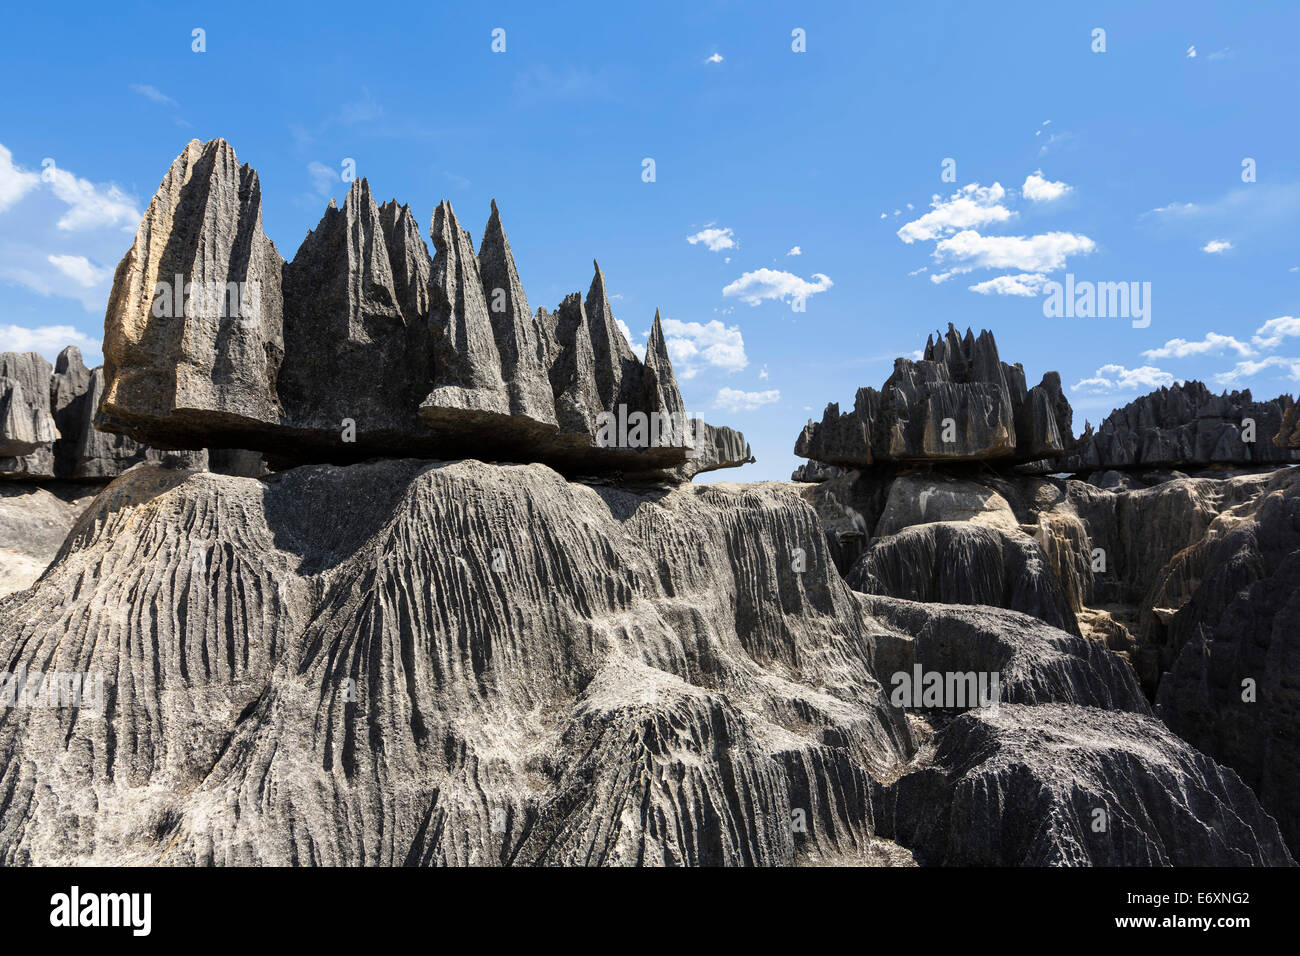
[795,324,1072,468]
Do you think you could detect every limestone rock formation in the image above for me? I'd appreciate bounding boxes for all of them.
[1275,404,1300,450]
[1064,381,1299,471]
[847,522,1081,636]
[1154,467,1300,853]
[98,138,286,447]
[280,178,431,441]
[95,139,748,480]
[873,704,1293,866]
[0,461,909,865]
[0,455,1288,866]
[795,325,1072,468]
[0,352,59,478]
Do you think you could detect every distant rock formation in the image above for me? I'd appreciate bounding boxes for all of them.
[96,138,748,480]
[1275,404,1300,450]
[1063,381,1298,471]
[0,346,262,482]
[795,324,1071,468]
[0,352,58,477]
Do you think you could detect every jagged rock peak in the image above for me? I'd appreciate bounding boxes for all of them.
[475,199,557,425]
[95,139,749,480]
[585,259,638,412]
[98,136,285,446]
[1061,379,1299,471]
[795,326,1070,469]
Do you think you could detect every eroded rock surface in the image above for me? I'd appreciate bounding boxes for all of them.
[1064,381,1299,471]
[795,325,1072,468]
[95,139,748,480]
[0,462,907,866]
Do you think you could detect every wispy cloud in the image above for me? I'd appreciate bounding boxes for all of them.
[1021,170,1072,203]
[130,83,179,109]
[897,183,1012,244]
[1201,238,1233,254]
[1072,363,1176,393]
[1142,332,1254,360]
[0,144,40,212]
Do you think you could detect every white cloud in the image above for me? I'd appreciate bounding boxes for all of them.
[615,319,642,350]
[1214,356,1300,385]
[1021,170,1072,202]
[1201,238,1233,254]
[714,387,779,412]
[786,245,802,256]
[968,273,1050,296]
[722,268,833,306]
[308,161,337,199]
[1186,45,1197,58]
[46,254,108,287]
[660,317,747,378]
[896,183,1012,244]
[43,162,140,231]
[0,323,100,364]
[933,229,1095,273]
[686,225,736,253]
[1142,332,1255,360]
[758,365,768,379]
[130,83,179,108]
[1252,316,1300,350]
[705,53,723,63]
[1072,364,1175,393]
[0,144,40,213]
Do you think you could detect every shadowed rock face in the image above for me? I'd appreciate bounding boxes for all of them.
[95,139,749,480]
[846,521,1081,636]
[1154,467,1300,853]
[0,353,58,476]
[873,704,1293,866]
[795,324,1072,468]
[1064,381,1299,471]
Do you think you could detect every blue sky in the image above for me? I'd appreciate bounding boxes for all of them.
[1,1,1298,481]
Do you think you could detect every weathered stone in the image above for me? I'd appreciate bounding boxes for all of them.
[1154,467,1300,853]
[1063,381,1299,471]
[846,521,1081,636]
[795,325,1071,468]
[98,138,285,447]
[95,140,747,480]
[873,704,1293,866]
[0,352,58,460]
[0,460,909,865]
[280,178,431,442]
[477,200,557,426]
